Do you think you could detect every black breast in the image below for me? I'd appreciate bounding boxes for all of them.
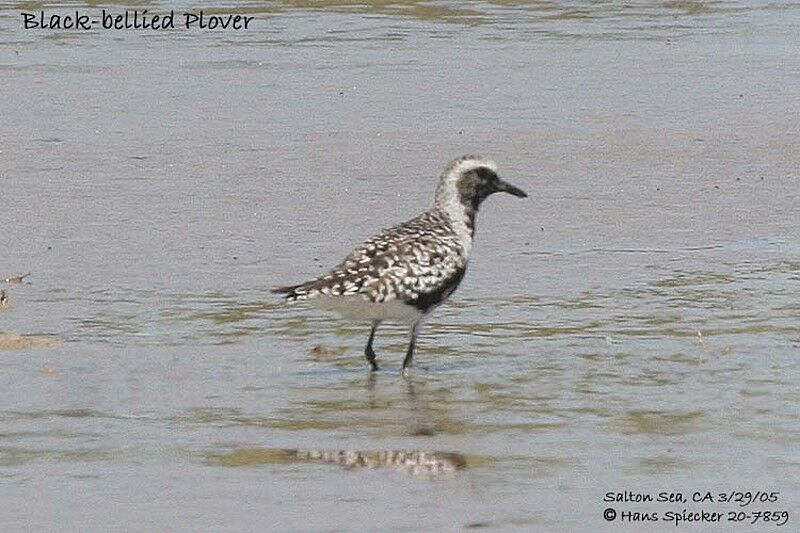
[408,267,467,313]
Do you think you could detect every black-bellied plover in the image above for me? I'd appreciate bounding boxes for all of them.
[273,155,527,372]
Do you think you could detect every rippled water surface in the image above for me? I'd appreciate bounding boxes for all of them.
[1,1,799,531]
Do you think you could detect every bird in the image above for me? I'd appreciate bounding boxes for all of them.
[272,155,527,372]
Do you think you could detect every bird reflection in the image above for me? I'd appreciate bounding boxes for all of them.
[364,371,437,436]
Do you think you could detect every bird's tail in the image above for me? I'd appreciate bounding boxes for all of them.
[271,283,313,302]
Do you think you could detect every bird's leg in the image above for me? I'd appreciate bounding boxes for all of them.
[365,320,381,371]
[402,320,422,373]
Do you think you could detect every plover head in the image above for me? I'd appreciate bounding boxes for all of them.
[434,155,527,214]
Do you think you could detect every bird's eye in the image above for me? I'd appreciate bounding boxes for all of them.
[475,167,496,181]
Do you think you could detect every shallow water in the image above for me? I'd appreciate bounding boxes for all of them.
[1,1,799,531]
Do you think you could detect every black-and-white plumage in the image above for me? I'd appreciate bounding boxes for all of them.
[273,155,527,372]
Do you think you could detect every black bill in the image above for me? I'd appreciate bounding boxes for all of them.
[495,178,528,198]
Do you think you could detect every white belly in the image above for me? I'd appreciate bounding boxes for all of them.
[311,296,423,324]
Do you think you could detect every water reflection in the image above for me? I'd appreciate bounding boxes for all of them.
[0,446,116,467]
[2,0,798,527]
[0,332,58,350]
[45,256,799,348]
[6,251,793,483]
[206,446,468,476]
[615,410,706,436]
[631,454,685,475]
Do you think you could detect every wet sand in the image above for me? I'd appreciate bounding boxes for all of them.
[1,1,799,531]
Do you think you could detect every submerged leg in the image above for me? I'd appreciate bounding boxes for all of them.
[365,321,381,371]
[402,320,422,372]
